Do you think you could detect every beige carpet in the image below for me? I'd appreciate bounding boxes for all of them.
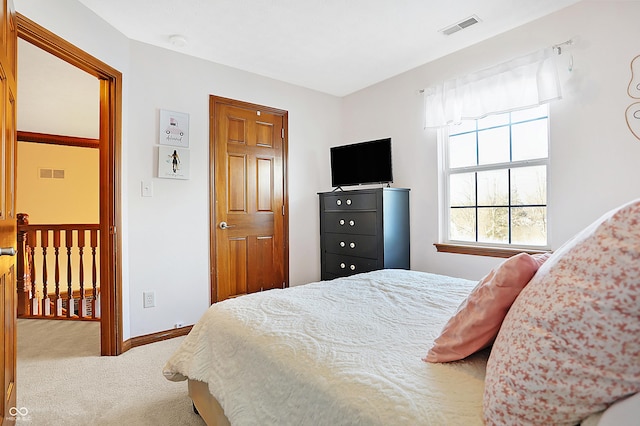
[16,319,205,426]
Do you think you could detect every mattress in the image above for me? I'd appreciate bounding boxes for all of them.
[163,269,487,425]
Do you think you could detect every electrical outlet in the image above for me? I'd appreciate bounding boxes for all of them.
[143,291,155,308]
[174,322,184,329]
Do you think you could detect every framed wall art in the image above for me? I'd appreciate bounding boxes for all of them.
[158,146,190,180]
[159,109,189,147]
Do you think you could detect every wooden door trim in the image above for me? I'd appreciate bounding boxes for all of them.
[209,95,289,304]
[17,14,124,355]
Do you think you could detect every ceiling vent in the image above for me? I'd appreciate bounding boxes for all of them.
[440,15,481,36]
[39,168,65,179]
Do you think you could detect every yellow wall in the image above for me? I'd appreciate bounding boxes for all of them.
[17,142,99,224]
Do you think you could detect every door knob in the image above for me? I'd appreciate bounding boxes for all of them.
[219,221,235,230]
[0,247,16,256]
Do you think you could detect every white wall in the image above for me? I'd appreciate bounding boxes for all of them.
[126,42,341,336]
[341,0,640,280]
[16,0,341,338]
[17,38,100,139]
[16,143,99,224]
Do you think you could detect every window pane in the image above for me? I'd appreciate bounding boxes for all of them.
[478,126,510,165]
[449,173,475,206]
[511,166,546,205]
[512,118,548,161]
[478,207,509,243]
[477,169,508,206]
[477,112,509,130]
[511,105,547,123]
[450,207,476,242]
[449,132,476,168]
[511,207,547,246]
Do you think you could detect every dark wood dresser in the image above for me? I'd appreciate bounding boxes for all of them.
[319,188,410,280]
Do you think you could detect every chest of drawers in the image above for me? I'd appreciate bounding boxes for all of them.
[318,188,410,280]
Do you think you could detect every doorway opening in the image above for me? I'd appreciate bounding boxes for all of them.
[17,13,123,355]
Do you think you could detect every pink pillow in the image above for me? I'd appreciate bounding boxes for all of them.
[484,198,640,425]
[424,252,545,363]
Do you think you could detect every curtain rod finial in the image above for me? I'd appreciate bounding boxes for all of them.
[553,38,574,55]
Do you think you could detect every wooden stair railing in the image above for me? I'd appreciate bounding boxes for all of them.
[17,213,100,320]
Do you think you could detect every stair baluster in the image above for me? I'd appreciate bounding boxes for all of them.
[28,229,37,315]
[91,229,99,319]
[41,231,51,316]
[16,213,31,317]
[53,229,63,316]
[78,229,87,318]
[66,230,74,318]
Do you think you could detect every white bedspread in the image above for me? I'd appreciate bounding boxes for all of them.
[163,269,488,425]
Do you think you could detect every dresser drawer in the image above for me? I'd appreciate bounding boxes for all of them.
[323,233,377,259]
[324,253,378,277]
[318,188,410,281]
[322,212,377,235]
[322,192,377,211]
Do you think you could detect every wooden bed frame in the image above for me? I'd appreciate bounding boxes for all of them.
[188,379,230,426]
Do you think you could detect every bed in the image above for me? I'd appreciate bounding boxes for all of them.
[164,198,640,425]
[163,269,487,425]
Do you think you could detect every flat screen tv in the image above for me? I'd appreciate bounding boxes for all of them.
[330,138,393,188]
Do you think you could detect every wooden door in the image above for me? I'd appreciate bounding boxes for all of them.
[210,96,288,302]
[1,0,18,423]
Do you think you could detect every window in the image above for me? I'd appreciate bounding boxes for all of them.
[441,105,549,249]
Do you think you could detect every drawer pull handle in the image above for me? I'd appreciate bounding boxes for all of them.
[339,219,345,226]
[336,200,342,206]
[349,242,356,249]
[340,241,346,247]
[349,220,355,226]
[340,262,346,269]
[350,264,356,271]
[346,199,352,205]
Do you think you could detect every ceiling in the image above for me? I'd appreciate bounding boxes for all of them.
[75,0,582,97]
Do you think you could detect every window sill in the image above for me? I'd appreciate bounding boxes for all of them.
[434,243,550,259]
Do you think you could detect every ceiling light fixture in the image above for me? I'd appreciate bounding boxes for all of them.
[169,34,188,48]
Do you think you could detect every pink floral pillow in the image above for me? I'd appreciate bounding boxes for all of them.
[424,252,547,363]
[484,199,640,425]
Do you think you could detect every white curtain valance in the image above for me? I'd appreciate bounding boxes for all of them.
[423,48,561,128]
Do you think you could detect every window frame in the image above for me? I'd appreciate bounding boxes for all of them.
[438,106,552,256]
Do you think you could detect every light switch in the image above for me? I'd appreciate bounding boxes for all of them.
[141,180,153,197]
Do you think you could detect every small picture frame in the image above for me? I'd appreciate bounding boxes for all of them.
[159,109,189,147]
[158,146,190,180]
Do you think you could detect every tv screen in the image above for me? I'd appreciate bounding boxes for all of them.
[330,138,393,188]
